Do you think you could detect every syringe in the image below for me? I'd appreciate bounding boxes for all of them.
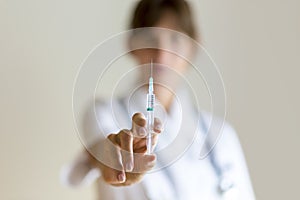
[146,60,155,155]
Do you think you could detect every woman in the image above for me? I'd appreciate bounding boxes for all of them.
[62,0,255,199]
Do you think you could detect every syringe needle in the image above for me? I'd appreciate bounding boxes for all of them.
[150,59,153,77]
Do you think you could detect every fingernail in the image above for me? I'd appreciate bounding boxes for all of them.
[155,124,162,130]
[118,172,125,183]
[126,162,133,171]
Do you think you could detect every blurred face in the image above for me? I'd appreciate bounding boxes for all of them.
[130,10,194,87]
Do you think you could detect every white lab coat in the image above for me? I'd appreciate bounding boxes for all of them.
[61,87,255,200]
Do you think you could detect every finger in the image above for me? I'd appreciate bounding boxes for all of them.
[132,153,156,173]
[151,134,158,150]
[119,129,134,172]
[131,113,147,138]
[132,113,147,127]
[101,163,126,184]
[133,138,146,151]
[133,137,143,145]
[134,135,158,151]
[134,146,147,154]
[107,133,120,146]
[153,117,163,134]
[94,136,125,184]
[93,135,123,171]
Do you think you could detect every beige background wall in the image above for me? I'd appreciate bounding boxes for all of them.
[0,0,299,199]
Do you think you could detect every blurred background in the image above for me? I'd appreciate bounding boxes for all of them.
[0,0,299,199]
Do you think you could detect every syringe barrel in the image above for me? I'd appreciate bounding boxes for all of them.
[147,93,155,111]
[146,110,154,154]
[146,93,155,154]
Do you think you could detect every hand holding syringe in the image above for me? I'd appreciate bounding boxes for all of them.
[85,61,162,185]
[86,111,163,185]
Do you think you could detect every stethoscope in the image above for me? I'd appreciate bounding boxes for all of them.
[198,113,236,196]
[150,113,236,199]
[119,98,236,198]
